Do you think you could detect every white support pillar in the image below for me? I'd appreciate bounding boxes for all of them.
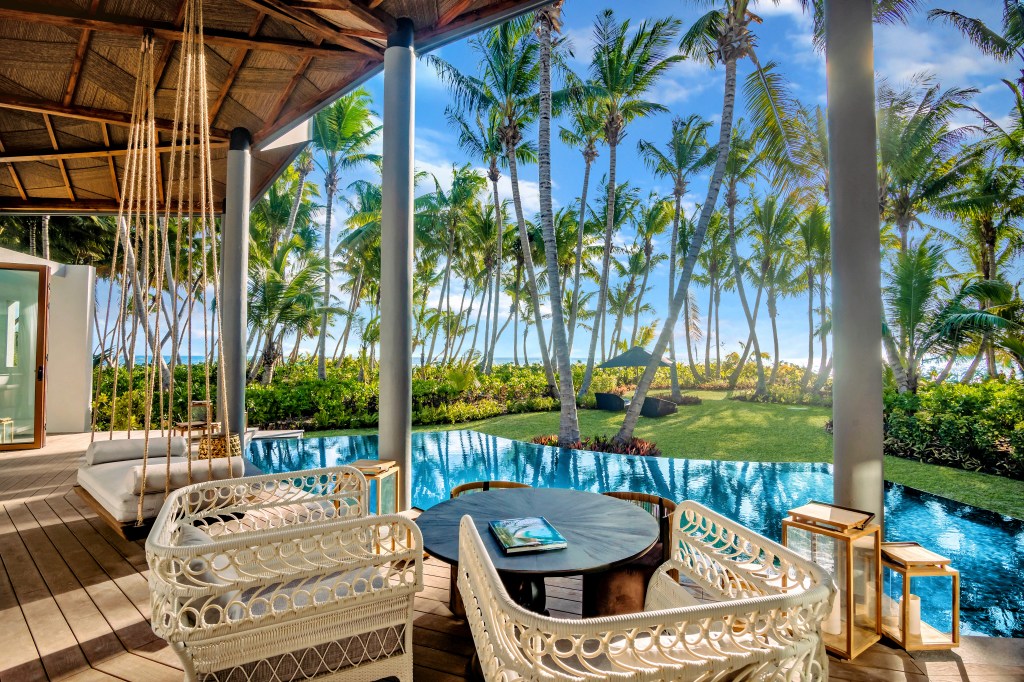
[824,0,885,522]
[222,127,251,436]
[379,18,415,510]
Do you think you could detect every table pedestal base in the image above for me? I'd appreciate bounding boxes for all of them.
[499,572,548,615]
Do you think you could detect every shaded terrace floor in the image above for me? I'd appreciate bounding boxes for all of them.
[1,434,1021,682]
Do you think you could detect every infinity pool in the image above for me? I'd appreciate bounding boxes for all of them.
[247,429,1024,638]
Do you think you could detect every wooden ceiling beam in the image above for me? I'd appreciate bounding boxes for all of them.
[101,123,119,203]
[0,198,225,214]
[0,136,28,200]
[419,0,536,42]
[299,0,394,36]
[229,0,382,57]
[437,0,473,29]
[209,13,266,125]
[265,55,314,126]
[153,0,188,90]
[0,141,229,164]
[0,3,360,59]
[42,113,76,201]
[0,95,232,140]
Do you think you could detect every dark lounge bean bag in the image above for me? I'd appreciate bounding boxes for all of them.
[640,396,678,418]
[594,392,630,412]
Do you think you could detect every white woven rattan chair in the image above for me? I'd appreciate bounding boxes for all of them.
[458,500,836,681]
[146,466,423,682]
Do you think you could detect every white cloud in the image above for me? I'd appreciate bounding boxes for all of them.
[874,22,1008,86]
[753,0,805,18]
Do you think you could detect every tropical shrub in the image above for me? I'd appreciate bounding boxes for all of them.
[532,434,662,456]
[883,381,1024,480]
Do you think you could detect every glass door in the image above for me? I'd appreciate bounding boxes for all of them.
[0,264,48,450]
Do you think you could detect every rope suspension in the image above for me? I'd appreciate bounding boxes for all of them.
[91,0,232,526]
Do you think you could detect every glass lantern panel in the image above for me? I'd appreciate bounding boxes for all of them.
[787,525,849,649]
[882,565,905,641]
[851,533,879,654]
[379,471,397,515]
[910,574,955,646]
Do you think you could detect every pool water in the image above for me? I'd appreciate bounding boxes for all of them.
[247,429,1024,638]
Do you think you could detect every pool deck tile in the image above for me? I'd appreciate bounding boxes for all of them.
[1,433,1020,682]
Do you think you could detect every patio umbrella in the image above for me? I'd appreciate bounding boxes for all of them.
[599,346,671,369]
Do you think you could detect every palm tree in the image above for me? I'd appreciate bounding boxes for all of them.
[929,1,1023,85]
[694,212,731,381]
[617,0,789,442]
[722,122,768,394]
[638,114,714,398]
[535,0,580,444]
[280,148,315,250]
[796,204,828,391]
[876,77,977,252]
[630,196,671,348]
[747,195,800,386]
[311,89,381,380]
[883,240,1015,392]
[431,17,557,389]
[559,91,604,353]
[936,156,1024,375]
[577,9,682,399]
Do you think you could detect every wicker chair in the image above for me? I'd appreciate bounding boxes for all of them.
[582,492,677,617]
[146,466,423,682]
[447,480,531,617]
[458,500,835,681]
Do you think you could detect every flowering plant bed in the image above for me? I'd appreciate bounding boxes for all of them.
[532,434,662,457]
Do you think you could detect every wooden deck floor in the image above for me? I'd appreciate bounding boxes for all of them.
[1,433,1022,682]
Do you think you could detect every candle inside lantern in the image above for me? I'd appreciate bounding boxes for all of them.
[902,594,921,637]
[823,596,842,635]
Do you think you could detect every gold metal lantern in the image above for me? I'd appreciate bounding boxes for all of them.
[782,501,882,659]
[881,542,960,651]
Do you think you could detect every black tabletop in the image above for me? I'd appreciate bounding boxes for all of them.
[416,488,660,576]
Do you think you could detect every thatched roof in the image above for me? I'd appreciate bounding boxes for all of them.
[0,0,549,215]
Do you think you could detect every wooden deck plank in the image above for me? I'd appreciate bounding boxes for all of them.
[0,544,48,682]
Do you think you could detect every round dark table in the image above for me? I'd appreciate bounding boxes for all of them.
[416,488,659,614]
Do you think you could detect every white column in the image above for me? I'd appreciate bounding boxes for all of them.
[222,127,251,436]
[824,0,885,522]
[379,18,415,510]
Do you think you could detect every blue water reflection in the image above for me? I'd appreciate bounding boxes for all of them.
[247,429,1024,638]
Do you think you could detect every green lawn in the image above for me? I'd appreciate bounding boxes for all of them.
[310,390,1024,519]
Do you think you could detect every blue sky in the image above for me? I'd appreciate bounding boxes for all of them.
[304,0,1019,366]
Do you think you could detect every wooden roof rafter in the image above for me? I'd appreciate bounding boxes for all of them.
[0,135,28,201]
[0,2,368,59]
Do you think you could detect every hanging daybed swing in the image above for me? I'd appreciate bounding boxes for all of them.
[74,2,246,539]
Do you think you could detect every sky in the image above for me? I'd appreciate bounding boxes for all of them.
[300,0,1020,366]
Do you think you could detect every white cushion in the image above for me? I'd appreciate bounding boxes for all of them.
[78,456,181,522]
[85,436,188,465]
[174,524,243,623]
[127,457,245,495]
[644,570,703,612]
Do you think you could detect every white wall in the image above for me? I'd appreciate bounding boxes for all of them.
[0,248,95,434]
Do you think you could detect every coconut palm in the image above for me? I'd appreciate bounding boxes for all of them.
[535,0,580,443]
[431,17,558,389]
[795,204,829,391]
[560,91,604,353]
[694,211,732,381]
[311,89,381,379]
[280,148,316,250]
[617,0,797,442]
[929,1,1024,85]
[876,77,977,252]
[638,115,715,397]
[630,196,672,348]
[577,8,682,399]
[883,240,1016,393]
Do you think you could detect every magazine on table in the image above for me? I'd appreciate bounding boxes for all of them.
[489,516,567,554]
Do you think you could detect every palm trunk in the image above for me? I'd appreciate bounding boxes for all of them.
[714,287,722,379]
[768,289,780,386]
[616,56,738,443]
[507,142,556,391]
[538,11,580,443]
[473,283,488,361]
[428,230,455,364]
[280,164,310,249]
[578,136,619,399]
[801,267,815,391]
[729,280,764,387]
[883,324,910,392]
[512,263,521,366]
[935,348,957,383]
[41,215,50,260]
[726,186,766,394]
[567,151,594,354]
[668,190,683,397]
[631,262,651,347]
[683,286,702,386]
[487,176,503,373]
[817,269,828,377]
[704,281,714,380]
[316,174,336,380]
[290,331,303,362]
